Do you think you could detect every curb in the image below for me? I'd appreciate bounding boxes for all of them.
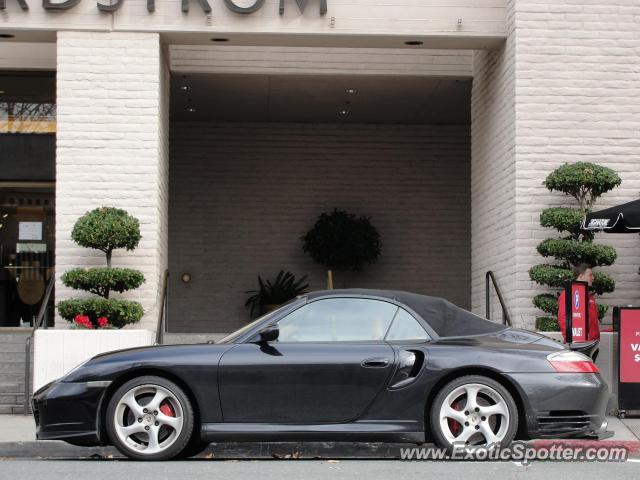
[2,439,640,460]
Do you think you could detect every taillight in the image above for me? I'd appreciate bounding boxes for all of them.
[547,351,599,373]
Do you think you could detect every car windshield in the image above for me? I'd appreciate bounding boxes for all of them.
[215,298,304,344]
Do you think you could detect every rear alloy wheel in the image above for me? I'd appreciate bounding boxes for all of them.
[106,376,194,460]
[430,375,518,449]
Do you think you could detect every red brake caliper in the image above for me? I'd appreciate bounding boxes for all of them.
[448,401,462,436]
[159,400,175,419]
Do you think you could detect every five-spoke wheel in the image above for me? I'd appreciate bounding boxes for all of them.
[106,376,194,460]
[430,375,518,449]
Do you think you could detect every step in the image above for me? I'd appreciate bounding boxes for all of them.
[0,373,28,384]
[0,363,27,374]
[0,352,29,362]
[0,404,31,415]
[0,333,31,344]
[0,394,22,405]
[0,343,31,353]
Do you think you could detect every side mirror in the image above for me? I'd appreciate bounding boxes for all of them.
[257,324,279,343]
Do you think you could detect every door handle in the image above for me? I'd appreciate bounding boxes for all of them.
[361,357,390,368]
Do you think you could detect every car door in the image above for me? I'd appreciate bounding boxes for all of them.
[218,297,399,424]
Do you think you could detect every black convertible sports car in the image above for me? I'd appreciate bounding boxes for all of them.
[32,289,610,460]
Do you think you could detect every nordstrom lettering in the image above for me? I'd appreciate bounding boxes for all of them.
[0,0,327,15]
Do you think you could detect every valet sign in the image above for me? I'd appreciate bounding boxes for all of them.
[0,0,327,15]
[619,309,640,383]
[565,281,588,343]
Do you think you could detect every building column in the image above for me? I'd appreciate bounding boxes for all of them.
[473,1,640,329]
[470,1,518,326]
[55,31,169,331]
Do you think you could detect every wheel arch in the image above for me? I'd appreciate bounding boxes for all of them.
[98,367,202,445]
[423,367,530,442]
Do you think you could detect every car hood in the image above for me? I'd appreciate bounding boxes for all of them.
[61,343,234,383]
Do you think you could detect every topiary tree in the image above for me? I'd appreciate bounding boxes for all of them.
[57,207,145,329]
[302,209,381,289]
[529,163,621,331]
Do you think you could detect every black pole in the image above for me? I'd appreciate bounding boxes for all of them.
[565,282,573,344]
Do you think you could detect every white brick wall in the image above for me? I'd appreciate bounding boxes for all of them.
[513,0,640,326]
[470,0,517,324]
[473,0,640,329]
[169,122,471,333]
[55,31,169,331]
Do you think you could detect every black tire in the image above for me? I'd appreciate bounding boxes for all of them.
[430,375,518,450]
[177,436,210,459]
[106,375,194,461]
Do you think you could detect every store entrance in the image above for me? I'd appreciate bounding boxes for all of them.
[0,71,56,328]
[0,184,55,327]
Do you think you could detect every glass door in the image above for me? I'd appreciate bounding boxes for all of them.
[0,185,55,327]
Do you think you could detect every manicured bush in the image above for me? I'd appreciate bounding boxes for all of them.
[61,267,145,298]
[302,209,381,288]
[57,298,143,329]
[57,207,145,329]
[529,163,621,329]
[535,316,560,332]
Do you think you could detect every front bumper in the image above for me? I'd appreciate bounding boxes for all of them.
[32,380,111,446]
[507,372,610,440]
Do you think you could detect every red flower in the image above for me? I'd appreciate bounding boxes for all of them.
[97,316,109,328]
[74,314,93,329]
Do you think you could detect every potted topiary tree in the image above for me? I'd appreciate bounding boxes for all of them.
[302,209,381,289]
[529,162,621,331]
[244,270,309,319]
[57,207,145,328]
[34,207,155,392]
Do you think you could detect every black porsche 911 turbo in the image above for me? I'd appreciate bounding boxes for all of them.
[32,289,610,460]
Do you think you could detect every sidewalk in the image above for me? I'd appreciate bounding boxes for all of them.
[1,414,640,459]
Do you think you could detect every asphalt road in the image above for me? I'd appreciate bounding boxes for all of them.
[0,459,639,480]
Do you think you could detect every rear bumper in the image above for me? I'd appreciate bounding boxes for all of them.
[506,372,610,439]
[32,380,110,446]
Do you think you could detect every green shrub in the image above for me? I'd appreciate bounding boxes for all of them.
[544,162,621,209]
[61,267,145,298]
[302,209,381,271]
[536,238,616,266]
[592,272,615,295]
[540,207,590,238]
[533,293,558,316]
[58,207,145,329]
[71,207,141,267]
[529,264,574,288]
[529,162,620,324]
[57,298,143,329]
[535,316,560,332]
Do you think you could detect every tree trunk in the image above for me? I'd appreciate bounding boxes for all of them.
[327,270,334,290]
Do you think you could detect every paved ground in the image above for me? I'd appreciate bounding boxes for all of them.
[0,459,639,480]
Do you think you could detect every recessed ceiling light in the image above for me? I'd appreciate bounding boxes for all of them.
[404,40,423,46]
[180,85,190,91]
[187,107,197,113]
[0,34,15,39]
[211,38,229,42]
[339,110,349,115]
[346,89,356,94]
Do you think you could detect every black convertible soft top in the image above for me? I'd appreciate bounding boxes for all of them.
[306,288,506,338]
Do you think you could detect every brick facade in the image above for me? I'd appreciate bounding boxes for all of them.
[55,31,169,330]
[169,123,471,333]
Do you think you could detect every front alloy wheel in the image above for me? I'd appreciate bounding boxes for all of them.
[430,375,518,449]
[106,376,194,460]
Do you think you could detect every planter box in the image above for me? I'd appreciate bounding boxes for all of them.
[33,329,154,391]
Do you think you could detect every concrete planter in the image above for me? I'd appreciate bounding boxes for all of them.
[33,329,154,391]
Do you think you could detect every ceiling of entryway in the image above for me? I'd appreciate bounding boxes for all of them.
[170,73,471,124]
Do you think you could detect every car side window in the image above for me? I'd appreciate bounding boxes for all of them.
[385,308,430,341]
[276,298,398,342]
